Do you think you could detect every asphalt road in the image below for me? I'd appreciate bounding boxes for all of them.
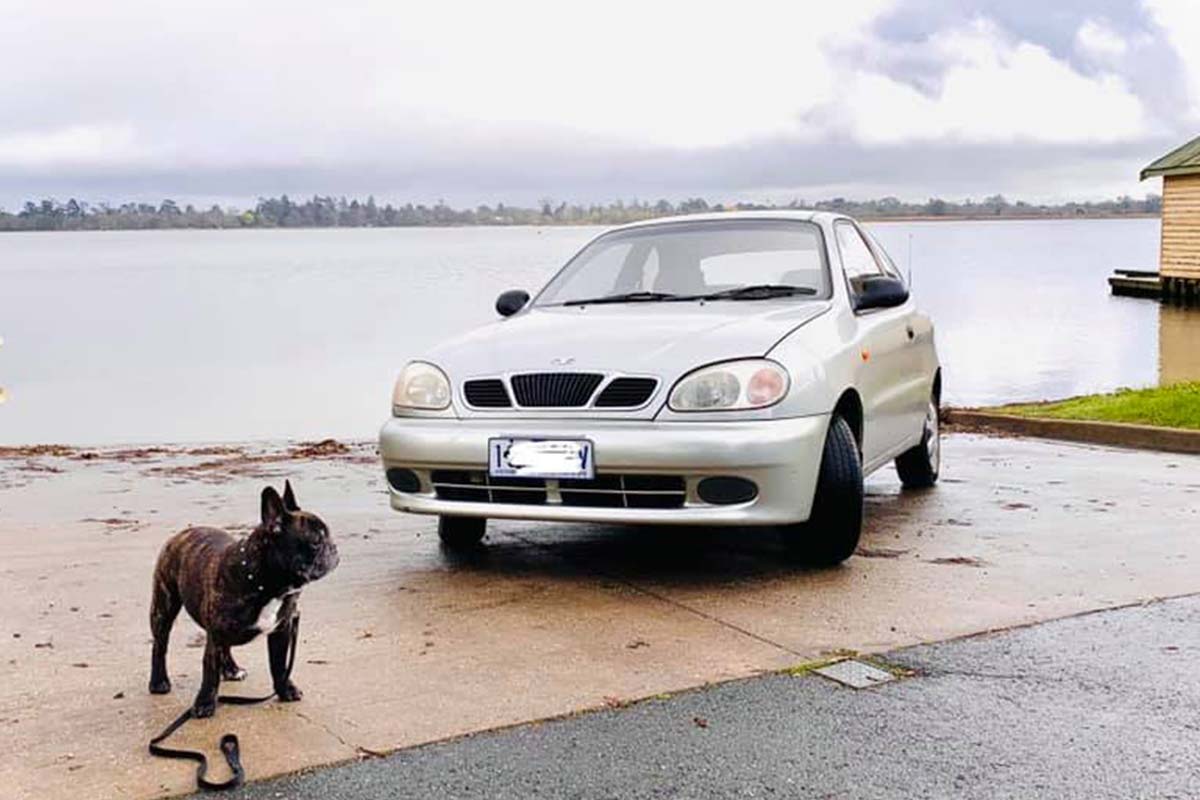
[225,595,1200,800]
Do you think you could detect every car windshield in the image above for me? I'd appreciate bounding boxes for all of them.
[535,220,831,307]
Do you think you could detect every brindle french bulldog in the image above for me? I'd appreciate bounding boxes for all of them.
[148,481,339,717]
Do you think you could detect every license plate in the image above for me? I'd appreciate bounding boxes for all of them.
[488,438,594,480]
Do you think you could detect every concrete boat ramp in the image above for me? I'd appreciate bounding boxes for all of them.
[0,434,1197,799]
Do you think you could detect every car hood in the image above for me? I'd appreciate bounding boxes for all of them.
[426,300,831,380]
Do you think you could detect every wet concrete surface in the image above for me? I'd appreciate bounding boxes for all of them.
[0,434,1197,798]
[224,594,1200,800]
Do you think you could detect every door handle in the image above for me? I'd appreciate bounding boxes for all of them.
[906,324,915,341]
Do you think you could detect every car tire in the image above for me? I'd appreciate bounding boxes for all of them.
[895,397,940,489]
[437,515,486,549]
[782,415,863,566]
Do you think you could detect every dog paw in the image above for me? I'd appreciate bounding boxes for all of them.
[274,682,303,702]
[222,667,248,681]
[149,678,172,695]
[193,697,217,718]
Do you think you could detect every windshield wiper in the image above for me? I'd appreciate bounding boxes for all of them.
[692,284,818,301]
[561,285,818,306]
[561,291,686,306]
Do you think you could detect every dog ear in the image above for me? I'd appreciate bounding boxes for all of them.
[282,480,299,511]
[261,486,287,532]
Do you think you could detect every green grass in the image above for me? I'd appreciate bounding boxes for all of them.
[992,382,1200,431]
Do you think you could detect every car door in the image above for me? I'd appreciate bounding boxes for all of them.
[863,227,935,439]
[834,220,914,469]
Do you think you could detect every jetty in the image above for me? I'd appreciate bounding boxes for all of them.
[1108,268,1200,303]
[1109,269,1163,299]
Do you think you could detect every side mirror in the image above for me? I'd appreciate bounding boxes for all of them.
[495,289,530,317]
[853,275,908,312]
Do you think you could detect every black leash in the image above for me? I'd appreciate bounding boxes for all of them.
[148,617,299,792]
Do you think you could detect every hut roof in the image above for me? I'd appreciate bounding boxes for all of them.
[1141,134,1200,180]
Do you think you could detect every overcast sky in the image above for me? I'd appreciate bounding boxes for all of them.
[1,0,1198,209]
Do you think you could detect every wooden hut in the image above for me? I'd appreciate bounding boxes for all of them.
[1142,135,1200,302]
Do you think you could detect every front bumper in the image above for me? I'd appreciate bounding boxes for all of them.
[378,414,830,526]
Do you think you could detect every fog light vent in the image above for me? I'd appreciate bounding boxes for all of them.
[697,476,758,505]
[387,468,421,493]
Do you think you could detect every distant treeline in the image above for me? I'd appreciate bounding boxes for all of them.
[0,193,1164,232]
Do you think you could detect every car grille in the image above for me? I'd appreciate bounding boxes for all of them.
[594,377,658,407]
[463,379,512,408]
[430,470,685,509]
[463,374,659,409]
[560,474,685,508]
[430,469,548,504]
[510,372,604,407]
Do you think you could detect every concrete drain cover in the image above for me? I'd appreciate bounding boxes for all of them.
[813,659,895,689]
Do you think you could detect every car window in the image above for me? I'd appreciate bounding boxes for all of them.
[551,240,635,299]
[863,229,904,282]
[641,247,661,291]
[834,221,884,295]
[536,220,831,305]
[700,247,824,290]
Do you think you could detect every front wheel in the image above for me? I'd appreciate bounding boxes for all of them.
[895,398,940,489]
[437,515,486,550]
[781,415,863,566]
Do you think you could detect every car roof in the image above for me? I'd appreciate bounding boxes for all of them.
[607,209,847,232]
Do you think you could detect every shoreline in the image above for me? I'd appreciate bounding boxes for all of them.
[0,212,1162,235]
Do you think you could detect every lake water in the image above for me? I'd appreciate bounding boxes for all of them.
[1,219,1196,446]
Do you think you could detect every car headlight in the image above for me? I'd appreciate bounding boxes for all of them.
[668,359,790,412]
[393,361,452,410]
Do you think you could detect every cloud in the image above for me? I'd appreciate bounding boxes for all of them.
[1076,19,1130,60]
[821,18,1148,145]
[0,0,1196,207]
[0,124,143,169]
[1144,0,1200,124]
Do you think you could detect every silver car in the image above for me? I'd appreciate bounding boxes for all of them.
[379,211,941,564]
